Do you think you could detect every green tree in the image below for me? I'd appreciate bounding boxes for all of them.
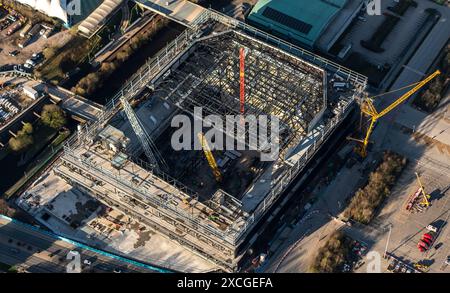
[8,123,34,152]
[21,122,33,135]
[309,231,350,273]
[41,104,67,129]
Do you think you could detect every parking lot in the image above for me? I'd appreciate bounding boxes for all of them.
[340,0,435,66]
[335,0,449,86]
[382,162,450,271]
[0,6,70,72]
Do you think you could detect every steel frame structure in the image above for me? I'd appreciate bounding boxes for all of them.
[121,96,167,170]
[152,30,325,158]
[58,9,368,271]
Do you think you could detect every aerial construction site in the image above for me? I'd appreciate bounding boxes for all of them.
[30,11,367,271]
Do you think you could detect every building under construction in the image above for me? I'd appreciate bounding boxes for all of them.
[54,11,367,271]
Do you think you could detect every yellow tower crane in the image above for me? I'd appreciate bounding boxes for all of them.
[415,172,431,208]
[197,132,222,183]
[348,70,441,157]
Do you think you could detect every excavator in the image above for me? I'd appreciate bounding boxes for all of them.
[348,70,441,157]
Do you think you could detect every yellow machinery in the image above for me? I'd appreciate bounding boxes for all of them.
[349,70,441,157]
[413,263,429,271]
[415,172,431,207]
[197,132,222,182]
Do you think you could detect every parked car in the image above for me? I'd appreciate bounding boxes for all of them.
[422,233,433,242]
[417,225,438,252]
[25,59,36,66]
[31,52,43,60]
[23,63,33,70]
[417,242,428,252]
[9,50,19,56]
[421,237,432,246]
[426,225,438,233]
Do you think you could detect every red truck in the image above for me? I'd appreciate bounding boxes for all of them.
[417,225,438,252]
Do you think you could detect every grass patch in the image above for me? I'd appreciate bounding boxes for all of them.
[343,151,407,224]
[309,231,352,273]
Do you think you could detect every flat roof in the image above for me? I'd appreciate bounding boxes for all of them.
[248,0,347,47]
[135,0,206,26]
[99,125,127,143]
[78,0,124,38]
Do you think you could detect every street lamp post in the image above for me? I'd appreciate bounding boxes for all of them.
[384,224,393,259]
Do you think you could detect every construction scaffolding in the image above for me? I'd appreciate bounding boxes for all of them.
[59,10,367,271]
[151,30,326,159]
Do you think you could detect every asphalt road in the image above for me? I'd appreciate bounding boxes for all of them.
[0,217,161,273]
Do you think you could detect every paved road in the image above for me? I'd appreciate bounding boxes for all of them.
[0,242,65,273]
[0,216,161,273]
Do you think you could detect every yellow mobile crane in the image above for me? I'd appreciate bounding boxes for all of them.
[197,132,222,182]
[413,262,430,272]
[415,172,431,208]
[348,70,441,157]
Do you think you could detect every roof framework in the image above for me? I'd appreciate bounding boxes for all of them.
[59,10,367,270]
[154,31,325,157]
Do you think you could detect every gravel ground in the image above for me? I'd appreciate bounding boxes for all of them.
[0,26,72,67]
